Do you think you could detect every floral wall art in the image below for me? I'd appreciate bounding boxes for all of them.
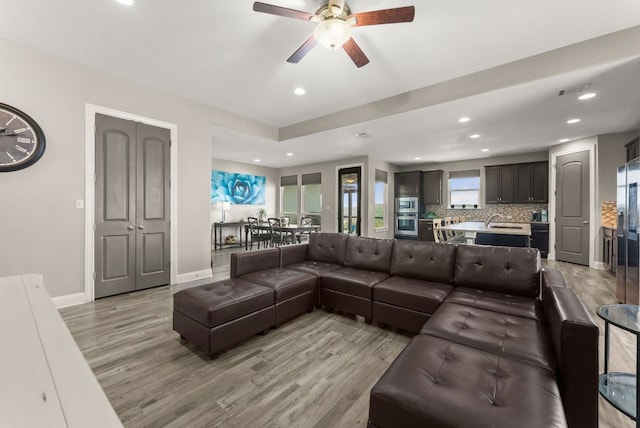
[211,170,266,205]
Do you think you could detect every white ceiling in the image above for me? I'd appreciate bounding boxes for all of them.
[2,0,640,168]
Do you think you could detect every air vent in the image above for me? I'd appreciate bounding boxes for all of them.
[558,83,591,96]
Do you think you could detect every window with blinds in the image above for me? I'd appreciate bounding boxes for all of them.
[301,172,322,226]
[375,169,388,229]
[449,170,480,207]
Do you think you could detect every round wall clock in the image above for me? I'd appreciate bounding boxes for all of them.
[0,102,46,172]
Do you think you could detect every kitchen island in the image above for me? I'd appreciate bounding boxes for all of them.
[441,221,531,247]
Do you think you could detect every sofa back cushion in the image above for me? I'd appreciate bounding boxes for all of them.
[307,233,348,265]
[344,236,394,272]
[454,245,541,297]
[390,240,456,283]
[230,248,279,278]
[544,286,598,428]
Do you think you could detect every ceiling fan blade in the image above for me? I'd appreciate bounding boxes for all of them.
[287,36,318,63]
[342,38,369,68]
[351,6,415,27]
[253,2,315,21]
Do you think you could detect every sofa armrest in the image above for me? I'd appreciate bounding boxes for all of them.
[541,268,567,301]
[230,248,280,278]
[280,244,308,267]
[544,286,599,428]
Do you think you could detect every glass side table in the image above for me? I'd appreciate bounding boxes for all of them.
[598,304,640,426]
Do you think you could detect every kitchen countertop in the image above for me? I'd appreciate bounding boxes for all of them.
[441,221,531,236]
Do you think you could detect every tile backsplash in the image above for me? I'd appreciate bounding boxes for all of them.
[424,204,549,222]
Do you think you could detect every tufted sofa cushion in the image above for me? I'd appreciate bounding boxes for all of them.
[307,233,348,265]
[344,236,394,272]
[445,286,542,321]
[389,240,456,283]
[369,334,567,428]
[240,267,317,303]
[421,302,555,372]
[454,245,541,297]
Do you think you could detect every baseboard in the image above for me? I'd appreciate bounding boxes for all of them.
[176,269,213,284]
[52,292,86,309]
[593,261,608,270]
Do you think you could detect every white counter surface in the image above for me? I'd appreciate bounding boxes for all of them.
[441,221,531,236]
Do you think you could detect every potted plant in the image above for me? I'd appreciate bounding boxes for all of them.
[258,208,267,222]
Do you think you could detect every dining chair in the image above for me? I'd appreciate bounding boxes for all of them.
[432,218,443,243]
[298,216,314,243]
[247,217,271,250]
[268,217,293,247]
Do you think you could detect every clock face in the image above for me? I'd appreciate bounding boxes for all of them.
[0,103,46,172]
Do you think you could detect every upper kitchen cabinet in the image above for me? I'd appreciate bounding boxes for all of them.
[422,170,443,205]
[485,165,515,204]
[515,161,549,203]
[395,171,421,197]
[626,136,640,162]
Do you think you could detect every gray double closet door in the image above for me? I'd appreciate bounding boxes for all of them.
[95,114,170,298]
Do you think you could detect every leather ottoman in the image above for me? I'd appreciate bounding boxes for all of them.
[173,278,275,358]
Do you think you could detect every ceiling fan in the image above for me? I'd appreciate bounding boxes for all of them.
[253,1,415,68]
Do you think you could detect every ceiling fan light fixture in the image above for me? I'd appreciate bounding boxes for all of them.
[314,18,352,50]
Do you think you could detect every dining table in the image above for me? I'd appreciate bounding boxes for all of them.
[244,223,320,249]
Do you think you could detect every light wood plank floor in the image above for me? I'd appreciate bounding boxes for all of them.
[59,250,634,427]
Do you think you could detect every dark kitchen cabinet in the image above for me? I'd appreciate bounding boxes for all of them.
[626,136,640,161]
[516,162,549,203]
[395,171,421,197]
[485,165,515,204]
[418,220,435,241]
[530,222,549,259]
[602,227,616,275]
[422,170,443,205]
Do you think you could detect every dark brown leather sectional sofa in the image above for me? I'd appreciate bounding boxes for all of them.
[174,232,598,428]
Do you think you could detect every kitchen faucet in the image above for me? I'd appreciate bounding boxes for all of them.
[485,213,504,227]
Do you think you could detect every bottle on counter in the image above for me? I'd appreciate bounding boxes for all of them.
[541,209,548,222]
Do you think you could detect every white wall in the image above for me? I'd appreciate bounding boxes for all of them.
[210,159,279,223]
[0,37,274,298]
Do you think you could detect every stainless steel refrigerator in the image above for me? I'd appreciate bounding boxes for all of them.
[617,159,640,304]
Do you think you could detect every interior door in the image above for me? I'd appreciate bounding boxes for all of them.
[95,114,170,298]
[135,123,171,289]
[338,166,361,235]
[555,150,590,265]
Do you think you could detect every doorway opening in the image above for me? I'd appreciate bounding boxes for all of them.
[338,166,361,235]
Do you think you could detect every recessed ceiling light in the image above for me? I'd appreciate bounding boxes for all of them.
[559,138,570,143]
[294,87,306,95]
[469,134,480,139]
[415,157,421,160]
[567,118,581,124]
[286,152,293,156]
[254,159,260,163]
[458,117,470,123]
[481,148,489,152]
[116,0,134,5]
[578,92,596,100]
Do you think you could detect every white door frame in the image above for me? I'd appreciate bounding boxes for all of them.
[84,104,178,302]
[548,140,596,267]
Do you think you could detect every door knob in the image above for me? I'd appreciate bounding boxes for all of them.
[138,224,145,230]
[127,225,135,231]
[583,220,589,224]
